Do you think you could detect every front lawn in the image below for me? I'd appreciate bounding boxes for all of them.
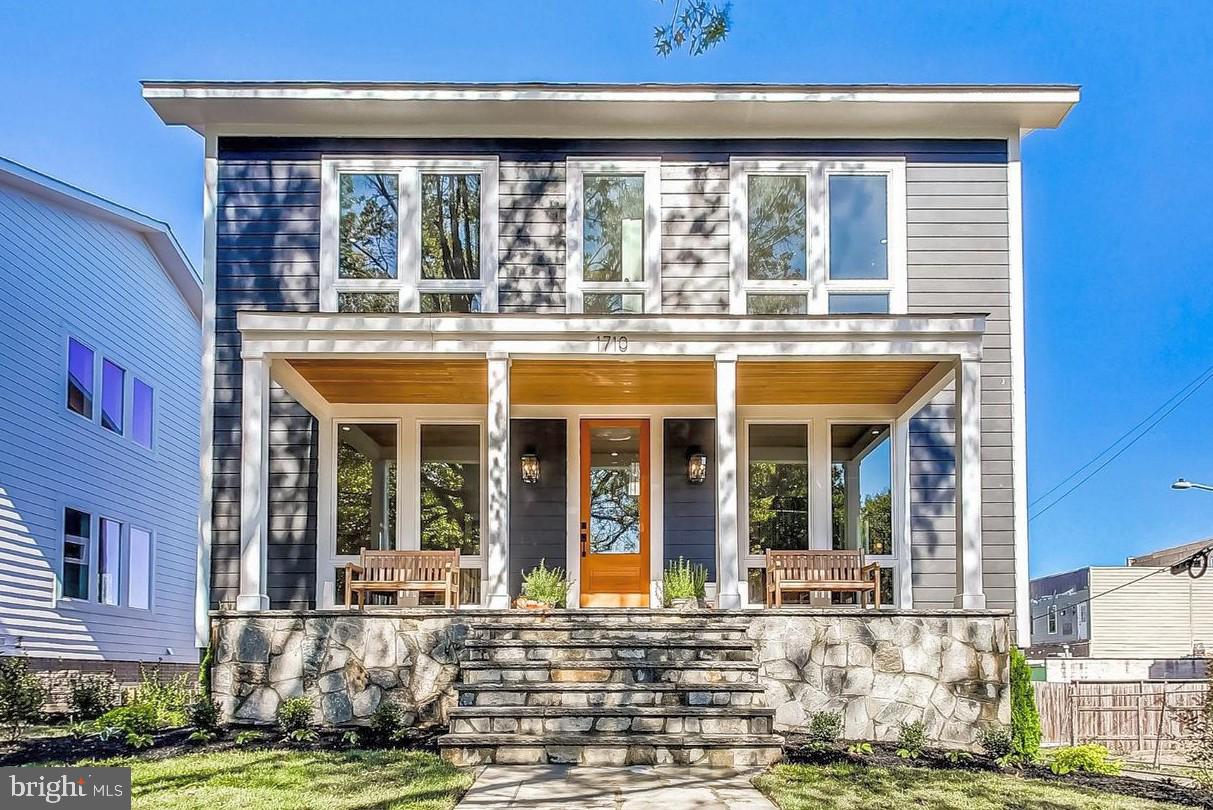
[755,763,1196,810]
[103,748,471,810]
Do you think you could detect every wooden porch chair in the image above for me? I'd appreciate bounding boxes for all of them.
[345,549,460,609]
[765,549,881,609]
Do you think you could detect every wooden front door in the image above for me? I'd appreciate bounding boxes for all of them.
[579,419,650,607]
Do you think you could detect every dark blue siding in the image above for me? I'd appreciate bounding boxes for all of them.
[663,419,717,580]
[509,419,568,598]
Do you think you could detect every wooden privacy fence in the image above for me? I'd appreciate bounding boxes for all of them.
[1035,680,1208,758]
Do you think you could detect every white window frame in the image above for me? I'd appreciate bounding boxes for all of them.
[320,157,499,313]
[65,336,96,422]
[97,516,123,606]
[126,525,154,611]
[60,506,92,602]
[317,407,487,608]
[728,158,907,315]
[565,158,662,314]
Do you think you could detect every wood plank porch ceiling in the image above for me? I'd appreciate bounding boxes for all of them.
[286,358,939,406]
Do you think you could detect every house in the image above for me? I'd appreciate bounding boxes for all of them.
[1029,539,1213,682]
[0,157,202,700]
[145,81,1077,763]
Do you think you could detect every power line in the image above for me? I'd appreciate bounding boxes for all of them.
[1028,368,1213,522]
[1030,364,1213,510]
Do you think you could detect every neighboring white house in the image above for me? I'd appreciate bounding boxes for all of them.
[0,156,202,687]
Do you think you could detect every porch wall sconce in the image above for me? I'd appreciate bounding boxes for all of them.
[520,452,541,484]
[687,450,708,485]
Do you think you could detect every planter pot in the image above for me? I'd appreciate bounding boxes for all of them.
[669,596,703,610]
[514,597,558,610]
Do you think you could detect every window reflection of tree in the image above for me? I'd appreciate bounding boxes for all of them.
[747,461,808,555]
[747,176,807,281]
[421,175,480,281]
[589,467,640,553]
[339,175,398,279]
[420,461,480,555]
[583,175,644,283]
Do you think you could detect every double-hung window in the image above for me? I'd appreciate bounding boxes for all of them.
[730,159,906,315]
[566,159,662,314]
[321,158,499,314]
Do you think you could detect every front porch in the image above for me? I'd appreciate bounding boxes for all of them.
[229,313,987,614]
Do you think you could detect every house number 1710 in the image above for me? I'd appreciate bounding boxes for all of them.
[596,335,629,353]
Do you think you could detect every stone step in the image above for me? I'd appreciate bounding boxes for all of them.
[460,660,759,686]
[448,705,774,736]
[464,638,753,664]
[438,733,784,767]
[471,627,751,643]
[457,681,767,708]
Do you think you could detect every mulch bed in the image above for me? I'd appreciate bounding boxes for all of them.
[782,736,1212,809]
[0,725,445,767]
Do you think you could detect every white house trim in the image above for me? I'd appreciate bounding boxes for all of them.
[1008,133,1031,644]
[196,133,218,645]
[565,159,662,314]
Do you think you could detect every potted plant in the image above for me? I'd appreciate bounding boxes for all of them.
[515,559,570,609]
[663,557,707,609]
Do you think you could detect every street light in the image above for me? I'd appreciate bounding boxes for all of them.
[1172,478,1213,492]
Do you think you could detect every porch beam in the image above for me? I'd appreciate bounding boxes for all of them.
[715,353,742,608]
[237,356,270,611]
[485,353,511,609]
[954,358,985,609]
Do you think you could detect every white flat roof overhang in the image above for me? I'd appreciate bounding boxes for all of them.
[142,81,1079,139]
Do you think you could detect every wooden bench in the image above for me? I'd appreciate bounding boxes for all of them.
[344,549,460,608]
[765,549,881,608]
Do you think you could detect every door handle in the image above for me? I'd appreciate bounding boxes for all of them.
[580,526,588,557]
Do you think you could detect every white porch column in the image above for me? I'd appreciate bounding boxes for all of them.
[715,353,742,608]
[954,358,986,609]
[237,356,270,611]
[485,353,511,609]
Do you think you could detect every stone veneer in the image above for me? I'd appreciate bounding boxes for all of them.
[211,608,1010,748]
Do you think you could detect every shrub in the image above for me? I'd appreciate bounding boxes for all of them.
[276,696,315,734]
[188,697,221,732]
[368,699,410,744]
[896,720,926,759]
[1049,744,1121,776]
[520,560,569,607]
[1010,648,1041,760]
[126,664,191,721]
[95,704,162,736]
[662,557,707,605]
[978,725,1015,761]
[67,673,119,720]
[805,711,843,749]
[0,657,47,741]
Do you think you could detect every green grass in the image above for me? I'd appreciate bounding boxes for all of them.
[754,763,1190,810]
[96,749,472,810]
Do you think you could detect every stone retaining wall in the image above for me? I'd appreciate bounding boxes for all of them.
[211,609,1009,747]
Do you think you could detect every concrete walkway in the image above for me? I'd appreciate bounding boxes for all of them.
[456,765,778,809]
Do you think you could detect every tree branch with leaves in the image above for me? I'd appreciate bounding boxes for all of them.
[654,0,731,56]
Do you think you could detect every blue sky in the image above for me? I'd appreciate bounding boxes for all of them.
[1,0,1210,576]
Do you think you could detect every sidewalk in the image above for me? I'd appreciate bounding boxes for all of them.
[455,765,778,809]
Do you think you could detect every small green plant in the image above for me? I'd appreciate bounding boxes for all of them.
[341,730,360,747]
[1049,744,1122,776]
[368,699,410,744]
[276,696,315,735]
[68,721,91,739]
[662,557,707,606]
[97,664,191,735]
[896,720,926,759]
[234,730,264,746]
[97,725,123,742]
[978,725,1015,761]
[197,645,214,697]
[67,673,119,720]
[805,711,843,749]
[0,657,48,741]
[520,560,570,607]
[188,697,222,732]
[945,750,973,764]
[95,703,162,736]
[1010,648,1042,760]
[125,731,154,750]
[187,729,216,744]
[284,727,319,743]
[846,741,874,756]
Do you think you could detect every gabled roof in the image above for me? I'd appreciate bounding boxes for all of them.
[0,156,201,322]
[142,81,1080,139]
[1127,538,1213,568]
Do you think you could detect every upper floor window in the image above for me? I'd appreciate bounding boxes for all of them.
[101,359,125,435]
[729,159,906,316]
[132,378,154,449]
[66,338,94,419]
[566,159,661,314]
[321,158,499,314]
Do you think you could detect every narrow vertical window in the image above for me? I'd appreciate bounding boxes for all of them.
[98,518,121,606]
[101,360,125,434]
[336,423,399,555]
[128,527,151,609]
[828,175,889,280]
[67,339,94,418]
[132,379,154,449]
[62,508,90,599]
